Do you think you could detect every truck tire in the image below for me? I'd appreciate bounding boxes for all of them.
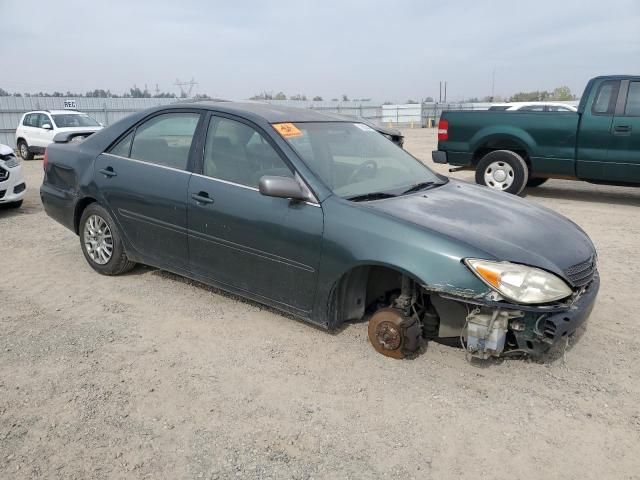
[18,140,33,160]
[526,177,549,188]
[475,150,529,195]
[79,203,136,275]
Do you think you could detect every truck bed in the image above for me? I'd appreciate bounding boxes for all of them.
[440,110,580,177]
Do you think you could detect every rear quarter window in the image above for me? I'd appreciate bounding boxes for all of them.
[592,81,620,115]
[624,81,640,116]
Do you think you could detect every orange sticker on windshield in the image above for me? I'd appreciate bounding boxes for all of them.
[273,123,302,138]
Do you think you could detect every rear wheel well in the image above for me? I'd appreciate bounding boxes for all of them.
[473,143,530,168]
[74,197,97,234]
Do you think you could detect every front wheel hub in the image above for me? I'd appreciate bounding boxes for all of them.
[368,308,422,359]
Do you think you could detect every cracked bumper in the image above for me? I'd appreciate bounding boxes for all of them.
[514,272,600,355]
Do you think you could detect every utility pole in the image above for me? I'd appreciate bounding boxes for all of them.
[491,68,496,102]
[444,82,447,103]
[174,77,198,98]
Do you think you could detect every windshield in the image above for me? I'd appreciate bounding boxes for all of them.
[278,122,444,199]
[52,113,101,128]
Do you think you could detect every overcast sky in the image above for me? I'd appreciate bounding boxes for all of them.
[1,0,638,102]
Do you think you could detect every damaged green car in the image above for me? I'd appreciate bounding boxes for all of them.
[41,103,599,359]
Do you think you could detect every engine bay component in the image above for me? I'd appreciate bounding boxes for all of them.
[465,308,523,359]
[367,308,422,359]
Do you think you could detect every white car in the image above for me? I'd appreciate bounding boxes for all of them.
[15,110,102,160]
[0,143,26,208]
[488,102,578,112]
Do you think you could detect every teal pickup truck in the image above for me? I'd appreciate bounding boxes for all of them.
[433,75,640,194]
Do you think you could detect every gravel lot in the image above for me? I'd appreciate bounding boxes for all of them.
[1,129,639,479]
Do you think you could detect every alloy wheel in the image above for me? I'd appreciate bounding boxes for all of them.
[83,215,114,265]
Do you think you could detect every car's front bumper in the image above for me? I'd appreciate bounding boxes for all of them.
[512,272,600,356]
[0,164,27,204]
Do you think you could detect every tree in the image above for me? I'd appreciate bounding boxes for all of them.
[341,94,349,102]
[424,96,434,102]
[0,88,9,96]
[331,98,338,102]
[509,90,550,102]
[551,86,574,101]
[406,99,418,104]
[290,94,307,101]
[312,96,323,101]
[274,91,287,100]
[128,85,151,98]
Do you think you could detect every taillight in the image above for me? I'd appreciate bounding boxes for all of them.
[43,148,48,170]
[438,119,449,141]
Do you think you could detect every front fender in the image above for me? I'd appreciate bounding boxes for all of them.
[310,197,492,325]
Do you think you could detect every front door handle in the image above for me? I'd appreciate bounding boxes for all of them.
[99,167,117,178]
[614,125,632,134]
[191,191,214,204]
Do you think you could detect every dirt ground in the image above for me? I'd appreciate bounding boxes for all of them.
[1,129,640,479]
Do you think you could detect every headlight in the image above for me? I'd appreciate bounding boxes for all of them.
[465,259,572,304]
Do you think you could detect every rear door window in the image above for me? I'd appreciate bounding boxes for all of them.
[127,113,200,170]
[518,105,545,112]
[592,81,620,115]
[624,81,640,116]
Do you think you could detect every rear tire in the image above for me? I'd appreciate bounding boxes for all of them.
[475,150,528,195]
[79,203,135,275]
[526,177,549,188]
[18,141,33,160]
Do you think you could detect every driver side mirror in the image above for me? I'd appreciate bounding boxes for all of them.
[42,123,52,130]
[258,176,308,201]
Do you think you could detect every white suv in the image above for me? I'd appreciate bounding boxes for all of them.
[15,110,102,159]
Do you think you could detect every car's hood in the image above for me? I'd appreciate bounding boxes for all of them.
[0,144,13,156]
[363,180,595,282]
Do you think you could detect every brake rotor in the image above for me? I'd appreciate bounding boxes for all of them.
[368,308,408,359]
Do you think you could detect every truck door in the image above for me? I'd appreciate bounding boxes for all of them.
[606,80,640,183]
[576,79,619,180]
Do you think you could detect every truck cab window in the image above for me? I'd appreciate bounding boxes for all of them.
[624,82,640,116]
[592,81,619,115]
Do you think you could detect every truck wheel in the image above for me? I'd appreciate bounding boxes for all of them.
[526,177,548,188]
[475,150,529,195]
[18,141,33,160]
[79,203,136,275]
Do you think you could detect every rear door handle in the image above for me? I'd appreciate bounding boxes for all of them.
[614,125,632,134]
[99,167,117,177]
[191,191,214,204]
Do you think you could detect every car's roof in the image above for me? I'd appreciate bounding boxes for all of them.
[167,101,356,123]
[23,110,87,115]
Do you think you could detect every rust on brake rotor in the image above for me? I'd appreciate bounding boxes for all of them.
[367,308,406,359]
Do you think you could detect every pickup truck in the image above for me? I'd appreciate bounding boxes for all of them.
[432,75,640,194]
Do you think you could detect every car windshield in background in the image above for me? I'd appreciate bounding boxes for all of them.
[52,114,100,128]
[279,122,444,199]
